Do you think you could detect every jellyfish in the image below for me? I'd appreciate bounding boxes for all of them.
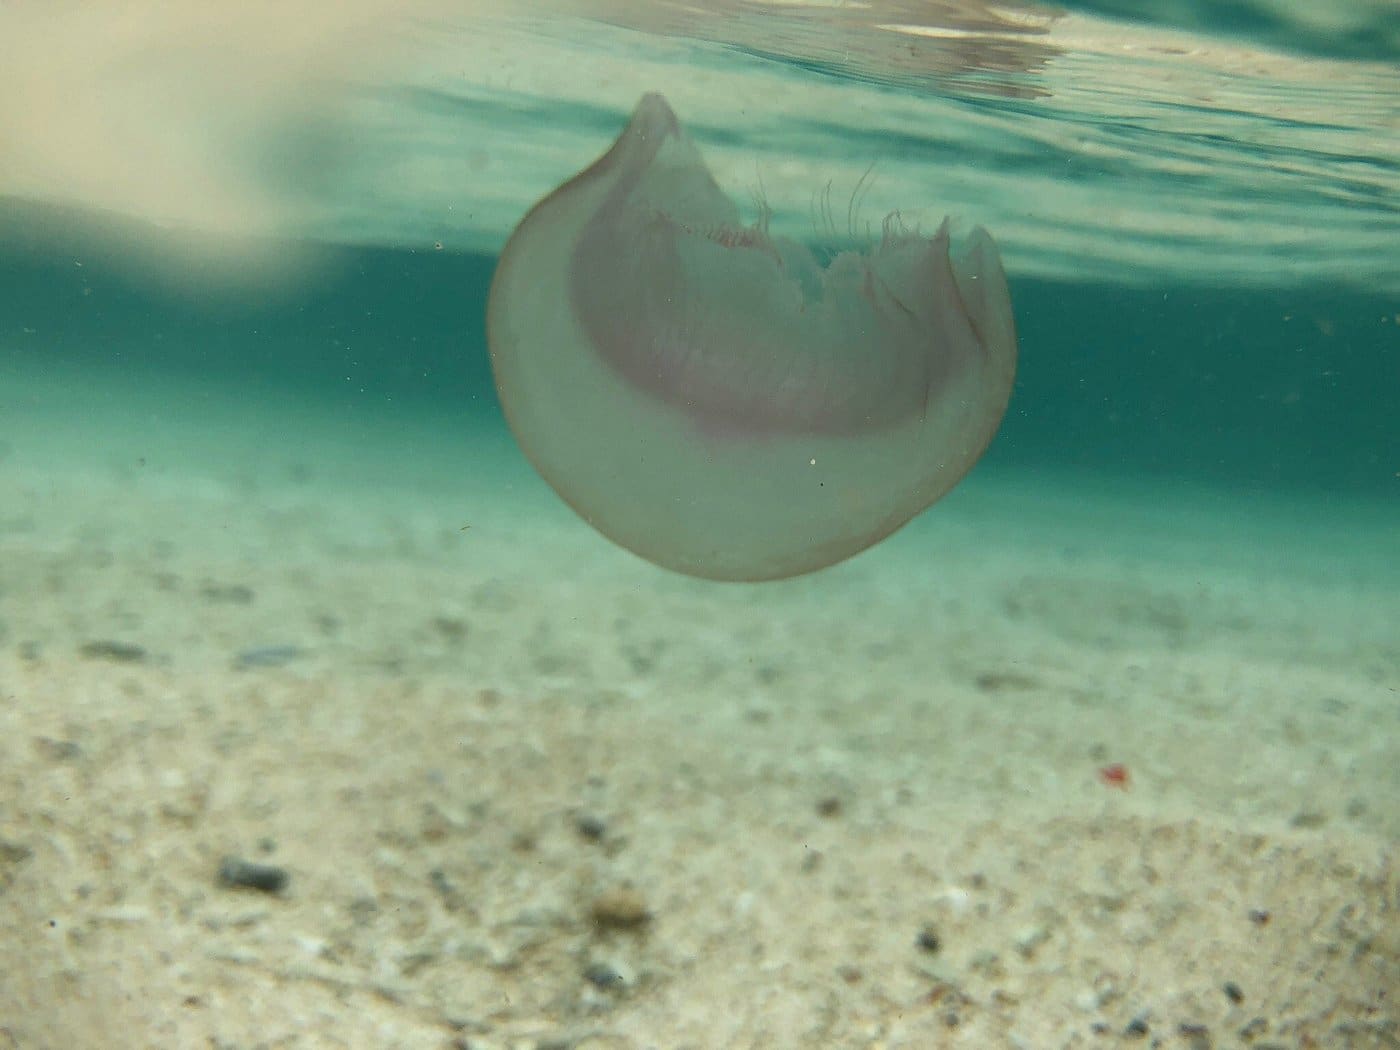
[486,93,1017,581]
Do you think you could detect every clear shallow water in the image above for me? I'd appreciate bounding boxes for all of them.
[1,227,1394,498]
[0,2,1394,803]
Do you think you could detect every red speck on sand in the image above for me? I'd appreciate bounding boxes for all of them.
[1098,762,1131,789]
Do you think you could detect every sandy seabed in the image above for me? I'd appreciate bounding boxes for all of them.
[0,372,1395,1050]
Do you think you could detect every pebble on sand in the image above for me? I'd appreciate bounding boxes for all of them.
[218,856,289,894]
[78,640,148,663]
[590,887,651,929]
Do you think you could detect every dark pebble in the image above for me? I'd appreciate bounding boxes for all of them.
[590,887,650,929]
[0,840,33,866]
[974,671,1038,692]
[1124,1016,1149,1038]
[33,736,82,762]
[1247,908,1271,926]
[79,640,147,663]
[218,856,288,894]
[583,962,625,988]
[200,583,255,604]
[1223,981,1244,1004]
[233,645,303,670]
[916,925,942,953]
[432,617,469,643]
[1239,1017,1268,1039]
[574,813,607,842]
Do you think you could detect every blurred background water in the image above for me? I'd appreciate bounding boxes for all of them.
[2,0,1396,505]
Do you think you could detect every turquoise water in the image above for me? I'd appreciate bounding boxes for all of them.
[4,220,1393,496]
